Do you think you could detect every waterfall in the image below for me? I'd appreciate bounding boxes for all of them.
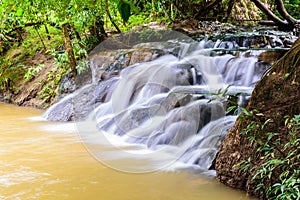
[43,34,275,172]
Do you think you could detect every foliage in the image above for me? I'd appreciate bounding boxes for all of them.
[76,60,90,75]
[118,0,131,22]
[23,64,45,82]
[285,0,300,19]
[0,0,131,84]
[0,0,298,104]
[272,0,300,18]
[237,109,300,199]
[206,85,243,115]
[0,23,63,93]
[0,58,21,91]
[0,50,27,92]
[37,51,68,103]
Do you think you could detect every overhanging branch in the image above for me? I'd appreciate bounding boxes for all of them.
[275,0,297,25]
[7,21,60,34]
[251,0,287,26]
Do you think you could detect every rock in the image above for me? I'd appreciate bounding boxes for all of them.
[257,50,285,64]
[43,78,118,121]
[44,47,166,121]
[58,72,76,96]
[215,38,300,199]
[0,91,13,103]
[129,49,161,65]
[207,31,297,49]
[161,93,194,112]
[89,50,127,83]
[172,19,199,32]
[89,48,166,83]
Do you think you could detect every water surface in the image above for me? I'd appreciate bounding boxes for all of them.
[0,103,253,200]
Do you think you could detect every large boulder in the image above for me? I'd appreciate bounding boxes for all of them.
[215,38,300,199]
[89,48,165,83]
[44,48,166,122]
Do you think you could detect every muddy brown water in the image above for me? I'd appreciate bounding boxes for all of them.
[0,103,255,200]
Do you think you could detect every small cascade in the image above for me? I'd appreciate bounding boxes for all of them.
[178,116,237,168]
[43,33,282,171]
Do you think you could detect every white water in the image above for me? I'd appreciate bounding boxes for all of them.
[44,38,271,173]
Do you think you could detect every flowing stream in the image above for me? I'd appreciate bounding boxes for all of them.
[43,34,274,173]
[0,102,254,199]
[2,31,295,199]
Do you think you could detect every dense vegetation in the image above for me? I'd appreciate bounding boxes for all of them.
[238,111,300,199]
[0,0,299,199]
[0,0,299,102]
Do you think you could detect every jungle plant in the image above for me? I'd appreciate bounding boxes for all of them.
[23,64,45,82]
[0,58,24,91]
[35,51,69,104]
[236,110,300,199]
[76,60,89,75]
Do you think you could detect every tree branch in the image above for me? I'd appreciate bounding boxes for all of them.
[62,23,77,77]
[205,0,223,12]
[105,0,121,33]
[258,20,277,26]
[275,0,297,25]
[224,0,236,21]
[7,21,60,34]
[251,0,287,26]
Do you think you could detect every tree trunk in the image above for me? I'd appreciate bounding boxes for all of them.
[62,23,77,77]
[275,0,297,25]
[90,20,107,43]
[204,0,223,13]
[44,24,51,40]
[98,20,107,40]
[251,0,299,31]
[69,22,86,50]
[224,0,236,21]
[251,0,287,26]
[34,26,46,51]
[105,0,121,33]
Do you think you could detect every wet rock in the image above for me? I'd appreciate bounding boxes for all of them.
[89,48,166,83]
[129,49,162,65]
[58,72,76,96]
[161,93,194,111]
[215,38,300,199]
[43,78,119,121]
[197,27,298,49]
[0,92,13,103]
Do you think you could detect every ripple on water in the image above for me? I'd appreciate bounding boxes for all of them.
[0,165,51,187]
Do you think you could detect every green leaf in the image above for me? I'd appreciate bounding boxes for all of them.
[16,8,24,17]
[118,0,131,22]
[226,105,237,114]
[240,107,250,116]
[262,119,271,130]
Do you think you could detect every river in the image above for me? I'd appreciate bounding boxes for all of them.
[0,102,255,199]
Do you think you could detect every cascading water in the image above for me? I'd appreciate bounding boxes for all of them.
[43,32,280,173]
